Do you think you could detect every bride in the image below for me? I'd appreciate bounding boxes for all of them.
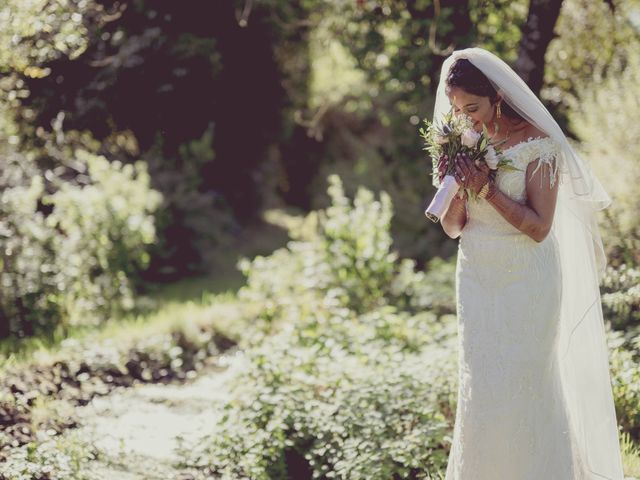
[433,48,625,479]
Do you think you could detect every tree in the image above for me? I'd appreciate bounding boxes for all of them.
[515,0,564,95]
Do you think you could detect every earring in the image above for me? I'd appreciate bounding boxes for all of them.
[496,102,502,119]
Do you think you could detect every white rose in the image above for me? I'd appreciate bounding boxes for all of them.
[461,129,481,148]
[485,146,499,169]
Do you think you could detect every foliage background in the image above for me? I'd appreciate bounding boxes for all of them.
[0,0,639,478]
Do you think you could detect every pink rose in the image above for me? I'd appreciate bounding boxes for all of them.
[461,129,481,148]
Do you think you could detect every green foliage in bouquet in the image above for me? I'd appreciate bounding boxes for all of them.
[419,108,519,200]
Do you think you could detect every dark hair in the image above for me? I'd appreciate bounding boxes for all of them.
[445,58,524,121]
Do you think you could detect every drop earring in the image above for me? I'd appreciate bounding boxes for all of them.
[496,102,502,119]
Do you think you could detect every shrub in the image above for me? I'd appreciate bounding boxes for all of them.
[601,264,640,330]
[608,326,640,440]
[568,42,640,267]
[44,150,162,325]
[236,174,453,341]
[179,175,458,479]
[0,146,162,338]
[0,174,63,338]
[0,432,98,480]
[179,323,457,480]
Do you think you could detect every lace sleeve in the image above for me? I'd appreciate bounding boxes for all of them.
[527,141,560,190]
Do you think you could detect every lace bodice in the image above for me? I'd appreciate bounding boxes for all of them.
[463,136,560,238]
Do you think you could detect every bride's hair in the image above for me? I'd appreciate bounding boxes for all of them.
[445,58,524,122]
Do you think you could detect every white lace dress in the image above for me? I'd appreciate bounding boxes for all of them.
[444,136,588,479]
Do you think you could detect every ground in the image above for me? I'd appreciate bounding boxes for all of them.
[60,348,242,480]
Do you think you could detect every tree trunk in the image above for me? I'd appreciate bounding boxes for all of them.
[515,0,564,95]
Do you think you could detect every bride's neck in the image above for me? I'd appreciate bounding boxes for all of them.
[487,117,526,138]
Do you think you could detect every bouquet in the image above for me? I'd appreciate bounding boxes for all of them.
[419,108,518,223]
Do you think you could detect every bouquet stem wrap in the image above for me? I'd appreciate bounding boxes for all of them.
[424,174,458,223]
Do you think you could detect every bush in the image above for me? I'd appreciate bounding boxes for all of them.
[608,326,640,440]
[44,150,162,325]
[568,42,640,267]
[178,175,458,479]
[0,432,98,480]
[237,174,454,342]
[601,264,640,330]
[0,174,63,337]
[0,146,162,338]
[179,322,457,480]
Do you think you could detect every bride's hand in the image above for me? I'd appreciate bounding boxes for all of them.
[454,153,491,194]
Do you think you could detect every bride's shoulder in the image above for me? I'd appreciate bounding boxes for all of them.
[520,124,559,152]
[524,124,549,140]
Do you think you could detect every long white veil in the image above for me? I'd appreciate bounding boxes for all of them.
[433,47,624,479]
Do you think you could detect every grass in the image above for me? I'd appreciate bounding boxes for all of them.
[0,213,292,373]
[0,283,237,374]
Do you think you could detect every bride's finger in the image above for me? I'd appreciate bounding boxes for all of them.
[463,154,477,172]
[456,155,471,177]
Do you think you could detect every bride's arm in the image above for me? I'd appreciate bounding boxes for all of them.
[437,154,467,239]
[484,159,559,242]
[441,191,467,239]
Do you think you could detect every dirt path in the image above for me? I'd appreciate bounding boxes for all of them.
[65,348,243,480]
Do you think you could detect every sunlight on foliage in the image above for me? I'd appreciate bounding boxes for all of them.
[569,41,640,266]
[0,0,90,73]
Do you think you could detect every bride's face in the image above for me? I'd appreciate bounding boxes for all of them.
[447,86,496,132]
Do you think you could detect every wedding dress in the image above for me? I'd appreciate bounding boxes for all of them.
[445,136,600,479]
[434,47,624,480]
